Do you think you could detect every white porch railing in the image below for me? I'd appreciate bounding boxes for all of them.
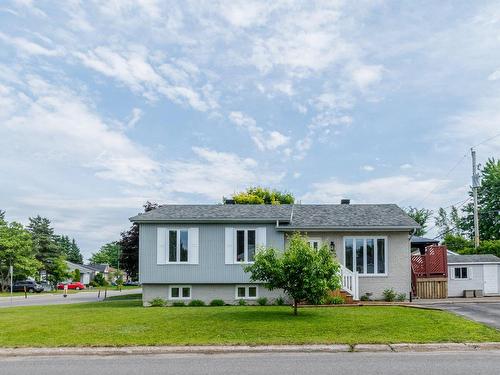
[340,265,359,300]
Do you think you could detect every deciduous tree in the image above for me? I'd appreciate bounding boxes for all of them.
[404,207,433,236]
[228,187,294,205]
[0,219,41,291]
[119,202,159,279]
[244,233,341,315]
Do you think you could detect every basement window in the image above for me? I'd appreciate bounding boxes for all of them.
[169,285,191,299]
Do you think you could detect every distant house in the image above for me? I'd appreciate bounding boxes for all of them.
[130,202,419,305]
[65,261,96,285]
[86,264,124,283]
[448,254,500,297]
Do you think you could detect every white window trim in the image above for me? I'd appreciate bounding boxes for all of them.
[452,266,471,280]
[234,229,257,264]
[308,237,322,249]
[343,236,388,277]
[169,285,192,300]
[235,285,259,299]
[167,228,189,264]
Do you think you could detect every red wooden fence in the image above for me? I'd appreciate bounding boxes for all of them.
[411,245,448,278]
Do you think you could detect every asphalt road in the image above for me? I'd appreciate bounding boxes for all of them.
[0,288,141,308]
[422,302,500,329]
[1,352,500,375]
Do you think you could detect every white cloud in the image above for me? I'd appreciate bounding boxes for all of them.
[229,111,289,150]
[75,46,216,111]
[302,175,455,206]
[127,108,143,129]
[350,64,383,91]
[164,147,284,200]
[0,32,61,56]
[218,1,273,28]
[442,95,500,155]
[487,69,500,81]
[0,76,159,186]
[361,165,375,172]
[400,163,413,170]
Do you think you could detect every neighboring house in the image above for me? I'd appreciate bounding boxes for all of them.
[65,261,96,285]
[410,236,439,255]
[131,202,418,305]
[86,264,111,280]
[448,254,500,297]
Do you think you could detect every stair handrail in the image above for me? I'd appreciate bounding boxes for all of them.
[340,264,359,300]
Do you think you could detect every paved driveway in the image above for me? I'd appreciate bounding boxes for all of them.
[0,289,141,308]
[422,302,500,329]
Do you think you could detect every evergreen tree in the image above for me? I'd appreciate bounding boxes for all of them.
[55,236,83,264]
[69,238,83,264]
[119,202,158,279]
[27,216,64,277]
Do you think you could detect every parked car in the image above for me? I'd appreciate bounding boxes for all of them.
[11,280,44,293]
[57,282,86,290]
[124,280,140,286]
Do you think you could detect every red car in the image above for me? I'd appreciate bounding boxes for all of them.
[57,282,86,290]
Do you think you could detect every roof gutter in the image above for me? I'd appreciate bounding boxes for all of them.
[275,225,419,232]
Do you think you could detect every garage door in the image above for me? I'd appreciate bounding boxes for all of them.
[483,265,499,294]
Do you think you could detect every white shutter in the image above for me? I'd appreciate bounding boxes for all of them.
[157,228,167,264]
[256,227,267,251]
[225,227,234,264]
[188,227,199,264]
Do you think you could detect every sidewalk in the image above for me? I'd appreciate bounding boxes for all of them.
[1,343,500,357]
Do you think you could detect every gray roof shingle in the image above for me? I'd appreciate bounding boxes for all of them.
[130,204,292,222]
[130,203,418,229]
[286,204,418,229]
[448,254,500,264]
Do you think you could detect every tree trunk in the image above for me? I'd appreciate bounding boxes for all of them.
[293,299,298,315]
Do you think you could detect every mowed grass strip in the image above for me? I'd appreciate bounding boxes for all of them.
[0,300,499,347]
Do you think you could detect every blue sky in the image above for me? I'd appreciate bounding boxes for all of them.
[1,1,499,260]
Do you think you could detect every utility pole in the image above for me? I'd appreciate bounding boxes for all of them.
[471,148,480,249]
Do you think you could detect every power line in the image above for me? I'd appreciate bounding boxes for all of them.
[471,132,500,148]
[400,132,499,209]
[425,197,472,236]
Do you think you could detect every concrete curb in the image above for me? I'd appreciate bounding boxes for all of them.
[1,343,500,357]
[0,345,351,357]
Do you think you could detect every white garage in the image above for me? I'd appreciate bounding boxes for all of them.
[448,254,500,297]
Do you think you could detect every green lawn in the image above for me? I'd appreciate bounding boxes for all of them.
[0,286,140,297]
[0,299,498,347]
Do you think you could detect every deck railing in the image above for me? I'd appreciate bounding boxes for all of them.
[340,265,359,300]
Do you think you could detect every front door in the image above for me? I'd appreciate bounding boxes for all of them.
[483,265,498,294]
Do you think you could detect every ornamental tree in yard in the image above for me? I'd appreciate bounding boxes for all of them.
[0,220,41,291]
[244,232,341,315]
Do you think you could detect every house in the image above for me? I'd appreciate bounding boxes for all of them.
[447,254,500,297]
[130,202,419,305]
[410,235,439,255]
[86,264,111,280]
[65,261,96,285]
